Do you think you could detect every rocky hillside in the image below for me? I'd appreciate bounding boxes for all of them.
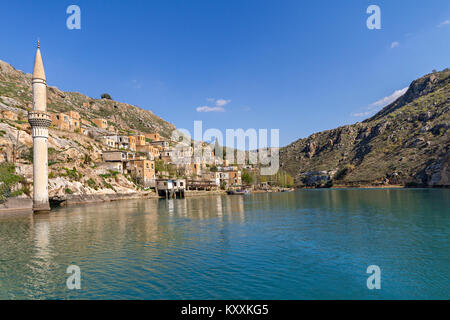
[0,58,178,202]
[280,69,450,187]
[0,120,141,200]
[0,59,176,138]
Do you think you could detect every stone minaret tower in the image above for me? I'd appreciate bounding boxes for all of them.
[28,41,51,213]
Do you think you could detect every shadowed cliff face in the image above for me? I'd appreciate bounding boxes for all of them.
[280,69,450,187]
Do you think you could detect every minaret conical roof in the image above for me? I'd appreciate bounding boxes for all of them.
[32,42,46,81]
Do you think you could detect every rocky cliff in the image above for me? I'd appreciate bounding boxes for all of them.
[280,69,450,187]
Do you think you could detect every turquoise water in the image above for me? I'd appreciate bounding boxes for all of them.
[0,189,448,299]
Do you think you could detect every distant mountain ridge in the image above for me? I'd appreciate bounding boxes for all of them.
[280,69,450,187]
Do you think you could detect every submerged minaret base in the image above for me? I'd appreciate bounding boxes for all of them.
[29,41,51,213]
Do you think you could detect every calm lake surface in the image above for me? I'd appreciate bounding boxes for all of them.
[0,189,448,299]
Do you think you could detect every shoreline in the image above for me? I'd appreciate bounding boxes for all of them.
[1,185,447,214]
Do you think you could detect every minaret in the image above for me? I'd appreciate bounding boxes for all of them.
[28,41,51,213]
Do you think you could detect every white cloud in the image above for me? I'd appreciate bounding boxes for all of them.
[215,99,231,107]
[391,41,400,49]
[370,87,408,108]
[350,110,373,117]
[196,105,225,113]
[438,20,450,27]
[351,87,408,117]
[196,98,231,112]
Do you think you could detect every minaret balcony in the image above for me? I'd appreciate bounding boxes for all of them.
[28,111,52,128]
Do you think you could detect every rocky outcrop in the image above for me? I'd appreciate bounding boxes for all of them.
[280,69,450,188]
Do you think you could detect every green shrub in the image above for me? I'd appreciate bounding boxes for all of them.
[0,163,24,203]
[101,93,112,100]
[87,178,98,190]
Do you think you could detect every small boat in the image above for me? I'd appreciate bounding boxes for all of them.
[227,189,251,195]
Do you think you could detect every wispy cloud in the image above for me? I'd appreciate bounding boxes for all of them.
[215,99,231,107]
[196,98,231,112]
[437,20,450,27]
[196,105,225,112]
[131,79,142,89]
[391,41,400,49]
[351,87,408,117]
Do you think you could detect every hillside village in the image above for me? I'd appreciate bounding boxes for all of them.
[0,59,293,206]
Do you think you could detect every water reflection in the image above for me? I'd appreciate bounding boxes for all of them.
[0,189,448,299]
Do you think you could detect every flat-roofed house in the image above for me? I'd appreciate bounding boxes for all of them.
[149,140,170,150]
[128,136,137,151]
[116,135,130,149]
[102,150,128,162]
[93,118,108,129]
[145,133,161,141]
[228,170,242,186]
[50,113,70,131]
[100,136,116,148]
[68,111,80,130]
[135,134,146,146]
[136,144,160,159]
[50,111,81,131]
[129,159,156,187]
[102,150,135,174]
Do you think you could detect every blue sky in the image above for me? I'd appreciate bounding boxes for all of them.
[1,0,449,146]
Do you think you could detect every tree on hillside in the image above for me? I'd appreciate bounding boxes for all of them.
[242,169,253,185]
[101,93,112,100]
[6,130,27,164]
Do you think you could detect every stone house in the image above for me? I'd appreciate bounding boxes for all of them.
[100,136,116,148]
[136,144,160,160]
[102,150,136,174]
[214,166,242,186]
[50,111,80,131]
[145,132,161,141]
[135,134,146,146]
[128,136,137,151]
[149,140,170,150]
[93,118,108,129]
[128,159,156,187]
